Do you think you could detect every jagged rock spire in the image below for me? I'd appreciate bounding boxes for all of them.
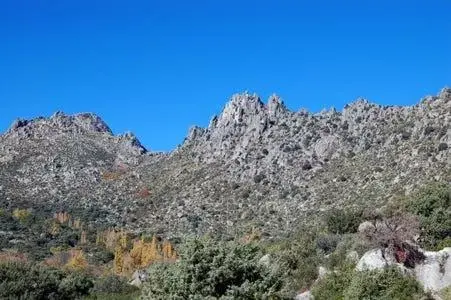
[267,94,288,117]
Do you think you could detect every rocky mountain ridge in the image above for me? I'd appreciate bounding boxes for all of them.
[0,88,450,238]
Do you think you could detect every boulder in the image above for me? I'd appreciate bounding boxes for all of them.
[415,248,451,292]
[357,247,451,293]
[358,221,376,235]
[295,290,314,300]
[356,249,388,271]
[129,270,148,287]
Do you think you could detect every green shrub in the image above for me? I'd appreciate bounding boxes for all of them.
[436,237,451,250]
[311,264,354,300]
[0,261,93,300]
[441,286,451,300]
[323,234,368,271]
[316,234,339,254]
[408,183,450,217]
[313,267,426,300]
[90,274,138,295]
[269,230,320,297]
[344,267,425,300]
[85,292,140,300]
[325,209,363,234]
[407,183,451,249]
[58,272,94,299]
[141,237,284,299]
[87,247,115,265]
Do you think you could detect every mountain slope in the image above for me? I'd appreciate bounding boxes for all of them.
[0,89,450,238]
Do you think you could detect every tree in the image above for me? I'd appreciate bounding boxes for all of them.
[141,238,284,299]
[0,261,92,299]
[360,214,420,250]
[407,183,451,249]
[325,209,363,234]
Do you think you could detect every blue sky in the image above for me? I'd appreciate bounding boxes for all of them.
[1,1,450,151]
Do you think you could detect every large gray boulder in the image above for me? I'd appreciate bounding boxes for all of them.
[356,249,388,271]
[415,247,451,292]
[357,247,451,293]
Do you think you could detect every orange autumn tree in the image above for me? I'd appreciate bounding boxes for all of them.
[113,234,177,275]
[66,249,88,270]
[129,236,161,268]
[113,230,128,274]
[162,240,177,261]
[45,249,88,271]
[95,228,177,275]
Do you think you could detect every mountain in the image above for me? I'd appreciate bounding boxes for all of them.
[0,88,450,238]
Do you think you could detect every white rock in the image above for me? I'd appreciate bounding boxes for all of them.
[357,246,451,293]
[295,290,314,300]
[318,266,329,280]
[259,254,271,267]
[314,135,340,160]
[415,247,451,292]
[356,249,388,271]
[358,221,375,235]
[129,270,148,287]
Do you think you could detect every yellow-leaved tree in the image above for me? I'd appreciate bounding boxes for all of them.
[113,230,128,274]
[66,249,88,270]
[12,208,31,223]
[114,234,177,275]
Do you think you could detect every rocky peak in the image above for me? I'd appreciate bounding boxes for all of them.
[4,112,113,137]
[267,94,288,117]
[2,112,148,163]
[0,88,449,242]
[343,98,378,111]
[187,126,205,141]
[215,93,265,127]
[8,118,30,132]
[51,112,113,134]
[342,98,381,122]
[439,87,451,100]
[117,132,147,155]
[179,87,450,182]
[317,107,338,118]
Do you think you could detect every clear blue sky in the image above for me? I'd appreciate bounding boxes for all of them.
[1,1,450,151]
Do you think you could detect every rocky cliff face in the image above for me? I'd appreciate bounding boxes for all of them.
[0,89,450,238]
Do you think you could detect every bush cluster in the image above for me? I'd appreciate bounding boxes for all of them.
[0,261,93,300]
[312,267,427,300]
[407,183,451,249]
[344,267,426,300]
[86,274,140,300]
[325,209,364,234]
[270,230,320,296]
[141,237,285,299]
